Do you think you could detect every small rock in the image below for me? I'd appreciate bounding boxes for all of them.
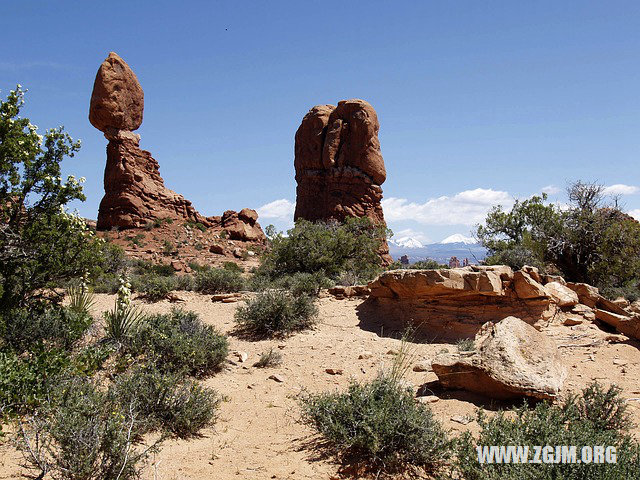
[232,351,248,363]
[325,368,344,375]
[209,244,225,255]
[387,348,399,355]
[269,374,285,383]
[613,358,626,366]
[451,415,472,425]
[418,395,440,404]
[358,351,373,360]
[563,315,584,326]
[246,250,255,257]
[413,361,432,372]
[171,260,183,271]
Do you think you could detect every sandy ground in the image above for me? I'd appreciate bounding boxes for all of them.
[2,292,640,479]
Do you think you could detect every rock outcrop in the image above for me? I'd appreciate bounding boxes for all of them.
[363,264,640,343]
[364,266,553,339]
[90,52,265,243]
[432,316,567,400]
[293,100,391,263]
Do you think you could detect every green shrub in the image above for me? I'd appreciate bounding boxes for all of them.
[234,290,318,337]
[1,305,92,352]
[275,272,333,296]
[456,383,640,479]
[253,348,283,368]
[129,308,228,376]
[195,268,244,294]
[222,261,243,273]
[131,274,177,302]
[110,367,219,438]
[457,338,475,352]
[17,376,157,480]
[301,375,452,471]
[0,346,70,415]
[92,274,120,294]
[174,274,195,291]
[259,218,388,283]
[104,303,145,342]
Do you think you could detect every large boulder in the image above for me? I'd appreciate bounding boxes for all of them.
[544,281,579,307]
[222,208,265,242]
[89,52,144,132]
[432,316,567,400]
[294,99,390,263]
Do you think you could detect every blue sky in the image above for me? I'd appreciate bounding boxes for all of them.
[2,1,639,244]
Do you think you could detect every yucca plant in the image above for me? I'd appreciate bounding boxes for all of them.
[67,285,95,315]
[104,276,145,342]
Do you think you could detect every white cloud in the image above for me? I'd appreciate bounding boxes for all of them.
[628,209,640,221]
[382,188,513,226]
[603,184,639,196]
[256,199,295,221]
[541,185,561,195]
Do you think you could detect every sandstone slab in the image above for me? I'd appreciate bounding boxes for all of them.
[431,316,567,400]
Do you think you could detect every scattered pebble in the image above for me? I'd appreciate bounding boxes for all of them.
[325,368,344,375]
[451,415,472,425]
[269,374,285,383]
[418,395,440,404]
[358,351,373,360]
[413,361,431,372]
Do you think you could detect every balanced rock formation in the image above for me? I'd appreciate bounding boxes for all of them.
[432,316,567,401]
[89,52,265,243]
[294,100,391,263]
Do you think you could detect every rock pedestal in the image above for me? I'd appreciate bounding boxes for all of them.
[293,100,391,263]
[89,52,265,242]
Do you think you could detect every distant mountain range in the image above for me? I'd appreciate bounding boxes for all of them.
[388,234,487,264]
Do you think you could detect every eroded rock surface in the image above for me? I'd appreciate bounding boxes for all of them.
[432,316,567,400]
[294,99,390,263]
[90,52,265,244]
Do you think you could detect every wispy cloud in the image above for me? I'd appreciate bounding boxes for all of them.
[256,198,295,221]
[628,209,640,221]
[382,188,513,226]
[603,184,639,196]
[541,185,561,195]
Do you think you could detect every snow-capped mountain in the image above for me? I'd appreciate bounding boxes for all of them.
[389,237,424,249]
[388,233,486,264]
[440,233,477,245]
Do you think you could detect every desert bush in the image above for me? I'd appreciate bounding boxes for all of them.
[1,305,92,352]
[131,274,177,302]
[234,290,318,337]
[301,375,452,471]
[110,367,219,438]
[174,274,195,291]
[456,383,640,479]
[92,274,120,294]
[222,261,243,273]
[253,348,283,368]
[194,267,244,294]
[250,271,333,296]
[456,338,475,352]
[16,376,157,480]
[0,346,70,416]
[259,218,388,284]
[129,308,228,376]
